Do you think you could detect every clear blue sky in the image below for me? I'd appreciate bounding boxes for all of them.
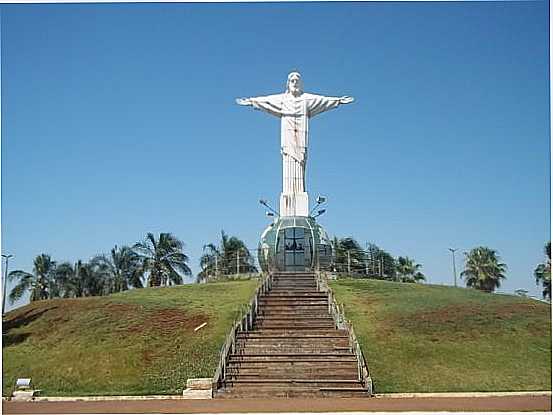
[1,1,550,309]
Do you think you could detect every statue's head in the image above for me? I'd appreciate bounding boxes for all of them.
[286,71,303,97]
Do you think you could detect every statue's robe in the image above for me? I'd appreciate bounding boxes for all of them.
[249,92,342,196]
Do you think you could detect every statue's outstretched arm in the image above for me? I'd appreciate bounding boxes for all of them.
[236,94,283,117]
[308,94,355,118]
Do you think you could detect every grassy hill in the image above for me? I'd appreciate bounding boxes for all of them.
[3,277,551,396]
[2,279,257,396]
[331,278,552,393]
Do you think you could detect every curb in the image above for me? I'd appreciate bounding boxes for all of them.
[4,395,186,402]
[3,391,551,402]
[374,391,552,398]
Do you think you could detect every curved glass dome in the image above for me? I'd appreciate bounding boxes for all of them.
[258,216,333,272]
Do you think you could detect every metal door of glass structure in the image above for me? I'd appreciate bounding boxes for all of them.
[284,228,306,271]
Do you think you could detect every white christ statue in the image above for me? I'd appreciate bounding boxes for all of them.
[236,71,354,217]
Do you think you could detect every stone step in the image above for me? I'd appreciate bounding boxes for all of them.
[226,370,358,379]
[224,379,361,388]
[270,283,318,286]
[234,344,350,352]
[229,353,357,362]
[256,316,333,322]
[263,294,326,299]
[272,276,317,280]
[254,325,336,330]
[258,300,328,305]
[268,290,322,295]
[257,307,329,314]
[257,305,329,310]
[236,330,349,341]
[248,328,346,336]
[234,347,352,355]
[226,363,357,371]
[260,297,327,301]
[228,359,358,367]
[256,310,330,315]
[215,386,368,399]
[272,273,316,276]
[235,333,347,341]
[255,316,333,321]
[254,322,335,328]
[226,370,358,378]
[225,369,358,381]
[258,310,331,315]
[270,285,318,290]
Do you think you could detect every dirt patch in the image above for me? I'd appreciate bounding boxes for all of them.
[104,303,142,316]
[126,309,210,335]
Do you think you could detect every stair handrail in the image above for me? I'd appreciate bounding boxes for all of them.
[211,271,273,396]
[316,271,374,396]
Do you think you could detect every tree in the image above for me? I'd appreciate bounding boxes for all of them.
[8,254,57,303]
[55,260,105,297]
[91,245,144,293]
[366,242,397,280]
[396,256,425,283]
[133,233,191,287]
[332,237,366,274]
[461,247,507,293]
[198,231,257,282]
[534,241,551,300]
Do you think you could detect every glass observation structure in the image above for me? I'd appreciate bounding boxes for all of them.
[258,216,333,272]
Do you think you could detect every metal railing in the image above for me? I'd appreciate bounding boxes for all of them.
[316,270,374,395]
[211,271,273,396]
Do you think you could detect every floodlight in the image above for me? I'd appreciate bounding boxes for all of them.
[15,378,31,390]
[313,209,326,218]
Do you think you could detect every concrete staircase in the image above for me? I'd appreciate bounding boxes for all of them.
[215,272,368,398]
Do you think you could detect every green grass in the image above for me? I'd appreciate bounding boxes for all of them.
[2,279,257,397]
[331,278,552,393]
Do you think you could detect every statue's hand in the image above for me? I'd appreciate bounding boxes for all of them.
[236,98,252,106]
[340,96,354,104]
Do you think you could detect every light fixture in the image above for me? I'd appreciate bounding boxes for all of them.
[313,209,326,218]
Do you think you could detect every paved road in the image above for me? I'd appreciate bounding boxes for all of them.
[3,395,552,413]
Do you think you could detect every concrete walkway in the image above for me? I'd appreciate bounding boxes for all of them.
[3,394,552,413]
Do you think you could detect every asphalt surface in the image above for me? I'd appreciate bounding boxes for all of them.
[3,395,552,413]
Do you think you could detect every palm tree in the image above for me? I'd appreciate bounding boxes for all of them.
[198,242,221,282]
[534,241,551,300]
[461,247,507,293]
[8,254,57,303]
[396,256,426,283]
[55,260,105,297]
[198,231,257,282]
[91,245,144,293]
[133,233,191,287]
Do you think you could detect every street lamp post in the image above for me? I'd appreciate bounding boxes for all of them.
[448,248,458,287]
[2,254,13,315]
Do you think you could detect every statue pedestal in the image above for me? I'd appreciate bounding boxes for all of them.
[280,192,309,217]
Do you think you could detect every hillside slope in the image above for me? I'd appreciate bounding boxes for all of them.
[331,278,551,393]
[2,279,257,396]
